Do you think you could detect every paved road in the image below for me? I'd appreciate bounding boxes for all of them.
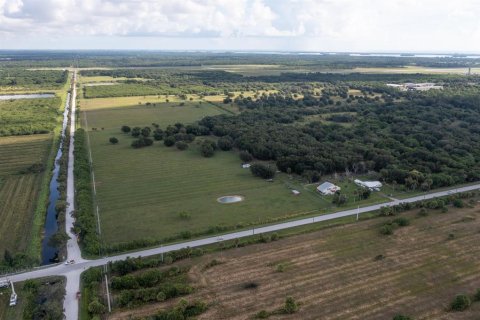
[63,72,83,320]
[5,182,480,286]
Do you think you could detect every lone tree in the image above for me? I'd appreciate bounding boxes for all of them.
[332,192,347,205]
[109,137,119,144]
[250,163,276,179]
[121,125,131,133]
[200,141,215,157]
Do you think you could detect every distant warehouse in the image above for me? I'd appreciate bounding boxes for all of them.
[354,179,382,191]
[386,83,443,91]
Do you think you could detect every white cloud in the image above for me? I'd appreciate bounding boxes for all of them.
[1,0,480,51]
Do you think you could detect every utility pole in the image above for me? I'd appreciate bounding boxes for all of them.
[356,205,360,221]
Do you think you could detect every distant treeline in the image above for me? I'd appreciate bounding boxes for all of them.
[0,68,67,88]
[2,51,479,68]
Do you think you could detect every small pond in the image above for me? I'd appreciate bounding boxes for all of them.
[0,93,55,100]
[217,195,244,204]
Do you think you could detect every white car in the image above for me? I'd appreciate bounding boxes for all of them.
[64,259,75,265]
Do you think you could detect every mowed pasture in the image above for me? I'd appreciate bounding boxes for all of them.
[81,99,325,245]
[0,134,52,256]
[79,95,204,111]
[82,101,224,130]
[110,205,480,320]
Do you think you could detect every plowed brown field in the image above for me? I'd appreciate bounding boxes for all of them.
[109,204,480,320]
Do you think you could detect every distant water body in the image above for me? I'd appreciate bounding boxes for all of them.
[231,51,480,59]
[0,93,55,100]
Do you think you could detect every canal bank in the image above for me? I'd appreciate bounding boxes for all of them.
[41,91,71,264]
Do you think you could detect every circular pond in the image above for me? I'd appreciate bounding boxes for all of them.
[217,195,244,204]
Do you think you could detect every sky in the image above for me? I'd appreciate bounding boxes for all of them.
[1,0,480,52]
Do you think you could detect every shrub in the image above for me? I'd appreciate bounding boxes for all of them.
[380,206,394,216]
[164,136,176,147]
[156,292,166,302]
[243,282,259,290]
[418,208,428,217]
[180,231,192,239]
[88,299,106,315]
[175,141,188,150]
[393,315,412,320]
[379,224,394,235]
[283,296,299,314]
[250,163,276,179]
[121,125,131,133]
[217,136,234,151]
[450,294,471,311]
[239,150,253,162]
[374,254,385,261]
[109,137,118,144]
[393,217,410,227]
[255,310,270,319]
[474,288,480,301]
[200,141,215,157]
[453,199,464,208]
[178,211,191,220]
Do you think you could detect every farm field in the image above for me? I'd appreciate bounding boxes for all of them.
[107,204,480,320]
[82,97,389,247]
[82,101,224,130]
[79,94,205,110]
[0,134,52,258]
[79,76,148,84]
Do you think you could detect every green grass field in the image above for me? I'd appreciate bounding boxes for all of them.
[83,101,224,130]
[83,100,325,244]
[81,96,392,246]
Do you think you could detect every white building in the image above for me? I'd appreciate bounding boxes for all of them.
[354,179,382,191]
[317,182,341,195]
[386,83,443,91]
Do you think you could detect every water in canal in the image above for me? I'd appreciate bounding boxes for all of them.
[41,93,70,265]
[0,93,55,100]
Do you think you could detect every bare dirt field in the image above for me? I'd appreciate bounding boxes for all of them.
[109,204,480,320]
